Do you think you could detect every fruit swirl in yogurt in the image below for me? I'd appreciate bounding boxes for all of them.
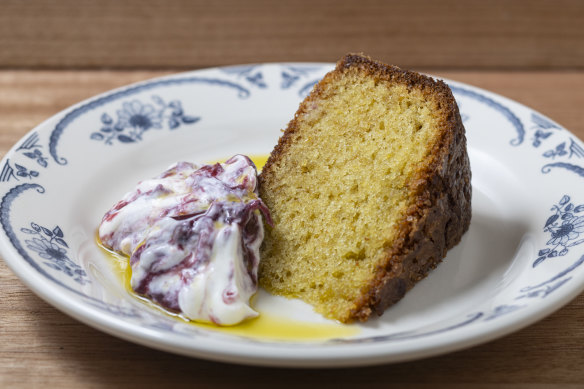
[98,155,272,325]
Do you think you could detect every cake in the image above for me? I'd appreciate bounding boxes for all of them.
[258,54,471,323]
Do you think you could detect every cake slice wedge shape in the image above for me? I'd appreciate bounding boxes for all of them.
[258,54,471,322]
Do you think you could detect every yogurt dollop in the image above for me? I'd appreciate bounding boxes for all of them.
[98,155,271,325]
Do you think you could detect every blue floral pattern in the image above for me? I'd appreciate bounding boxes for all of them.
[221,66,268,89]
[521,113,584,179]
[531,112,561,147]
[543,142,569,159]
[534,195,584,267]
[222,65,323,96]
[532,111,584,162]
[0,133,49,182]
[90,96,200,145]
[20,222,89,284]
[280,66,323,95]
[18,133,49,168]
[0,159,39,182]
[543,138,584,160]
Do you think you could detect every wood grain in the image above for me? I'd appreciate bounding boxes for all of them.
[0,0,583,70]
[1,70,584,388]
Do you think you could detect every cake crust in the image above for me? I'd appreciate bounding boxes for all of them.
[259,54,471,322]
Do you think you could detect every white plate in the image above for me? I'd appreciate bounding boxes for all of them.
[1,63,584,368]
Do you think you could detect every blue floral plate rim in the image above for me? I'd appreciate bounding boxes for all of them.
[0,62,583,367]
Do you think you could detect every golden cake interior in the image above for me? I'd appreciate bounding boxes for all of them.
[259,64,452,322]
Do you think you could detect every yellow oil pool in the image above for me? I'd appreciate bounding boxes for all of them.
[248,154,269,172]
[210,154,269,172]
[98,240,358,341]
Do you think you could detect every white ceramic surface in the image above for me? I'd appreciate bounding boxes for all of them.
[1,63,584,367]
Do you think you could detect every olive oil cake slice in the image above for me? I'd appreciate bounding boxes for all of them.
[258,54,471,322]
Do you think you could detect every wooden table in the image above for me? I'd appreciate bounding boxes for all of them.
[0,69,583,388]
